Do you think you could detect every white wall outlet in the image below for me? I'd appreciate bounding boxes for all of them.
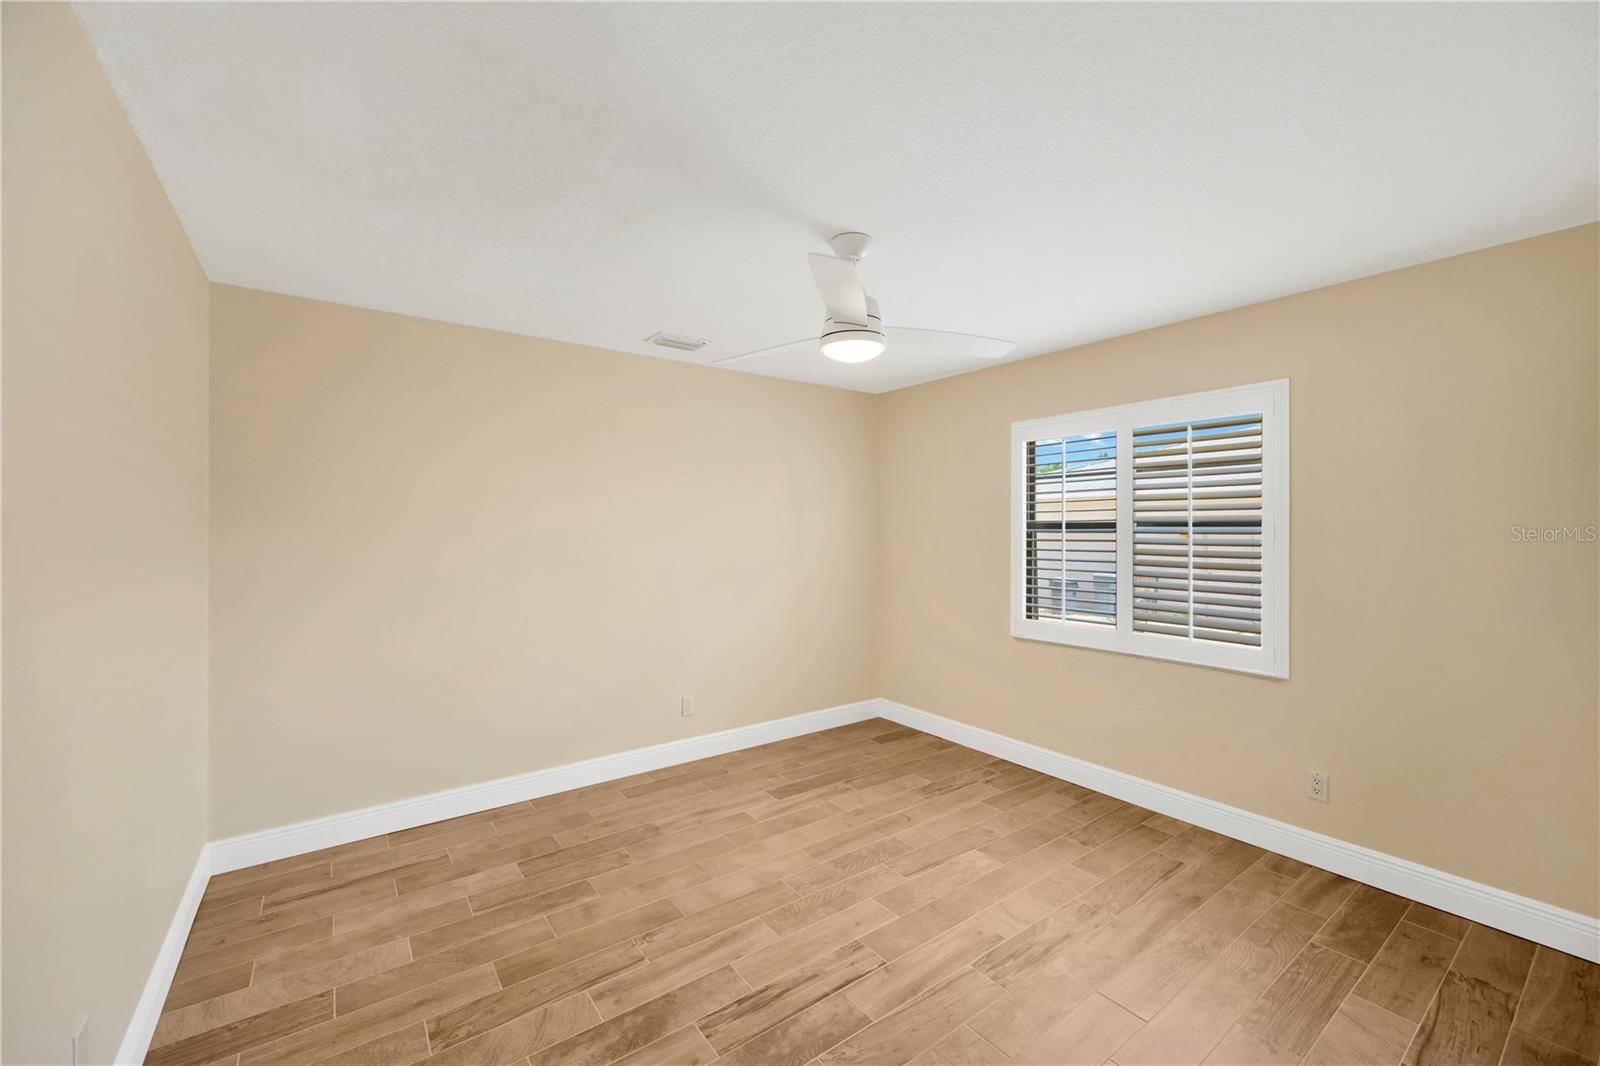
[680,695,694,718]
[72,1015,88,1066]
[1307,770,1330,803]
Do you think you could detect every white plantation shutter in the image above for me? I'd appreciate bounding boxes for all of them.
[1132,414,1264,646]
[1012,381,1288,678]
[1025,433,1117,625]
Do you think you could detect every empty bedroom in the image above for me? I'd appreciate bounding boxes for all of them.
[2,2,1597,1065]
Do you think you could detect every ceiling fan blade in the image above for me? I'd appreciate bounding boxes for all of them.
[808,253,870,326]
[712,338,815,365]
[885,327,1014,360]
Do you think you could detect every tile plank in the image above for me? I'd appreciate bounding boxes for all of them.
[409,880,594,957]
[494,898,682,987]
[638,881,796,959]
[1510,946,1600,1061]
[1098,922,1234,1020]
[1188,866,1296,939]
[146,993,335,1066]
[1282,867,1358,918]
[526,967,749,1066]
[1303,995,1415,1066]
[1500,1029,1596,1066]
[310,1023,431,1066]
[1452,924,1538,996]
[425,940,645,1050]
[845,914,1008,1020]
[1402,970,1517,1066]
[334,913,555,1015]
[1112,902,1324,1066]
[1351,920,1457,1022]
[154,942,411,1049]
[909,1025,1010,1065]
[1012,993,1144,1066]
[1232,943,1366,1056]
[589,919,776,1019]
[1403,902,1469,941]
[816,968,1006,1066]
[253,899,469,984]
[966,972,1096,1056]
[611,1025,719,1066]
[699,941,883,1053]
[241,967,499,1066]
[1312,884,1411,963]
[714,992,873,1066]
[419,990,599,1066]
[162,964,256,1015]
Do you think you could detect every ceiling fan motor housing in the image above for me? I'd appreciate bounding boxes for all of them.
[820,298,886,363]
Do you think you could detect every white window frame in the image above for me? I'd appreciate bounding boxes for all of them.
[1010,379,1290,679]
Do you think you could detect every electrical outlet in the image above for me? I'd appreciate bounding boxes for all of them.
[680,695,694,718]
[72,1015,88,1066]
[1306,770,1329,803]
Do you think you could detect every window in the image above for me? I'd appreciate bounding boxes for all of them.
[1024,431,1116,626]
[1011,380,1289,677]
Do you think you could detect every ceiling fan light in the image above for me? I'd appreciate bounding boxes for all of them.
[819,330,886,363]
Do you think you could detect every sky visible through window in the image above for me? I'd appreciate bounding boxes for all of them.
[1030,429,1115,476]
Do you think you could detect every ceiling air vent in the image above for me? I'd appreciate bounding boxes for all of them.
[645,331,708,353]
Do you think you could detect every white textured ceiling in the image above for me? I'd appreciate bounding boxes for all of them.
[76,2,1597,393]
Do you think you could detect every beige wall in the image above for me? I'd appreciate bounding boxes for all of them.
[2,5,212,1064]
[208,286,878,837]
[878,224,1600,917]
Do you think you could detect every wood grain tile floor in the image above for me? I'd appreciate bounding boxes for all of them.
[149,720,1599,1065]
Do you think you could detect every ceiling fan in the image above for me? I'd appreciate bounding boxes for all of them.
[716,232,1014,368]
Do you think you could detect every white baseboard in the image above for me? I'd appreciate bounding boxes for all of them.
[207,699,880,875]
[115,845,212,1065]
[874,698,1600,964]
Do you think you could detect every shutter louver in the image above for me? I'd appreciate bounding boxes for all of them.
[1025,431,1116,626]
[1132,413,1264,646]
